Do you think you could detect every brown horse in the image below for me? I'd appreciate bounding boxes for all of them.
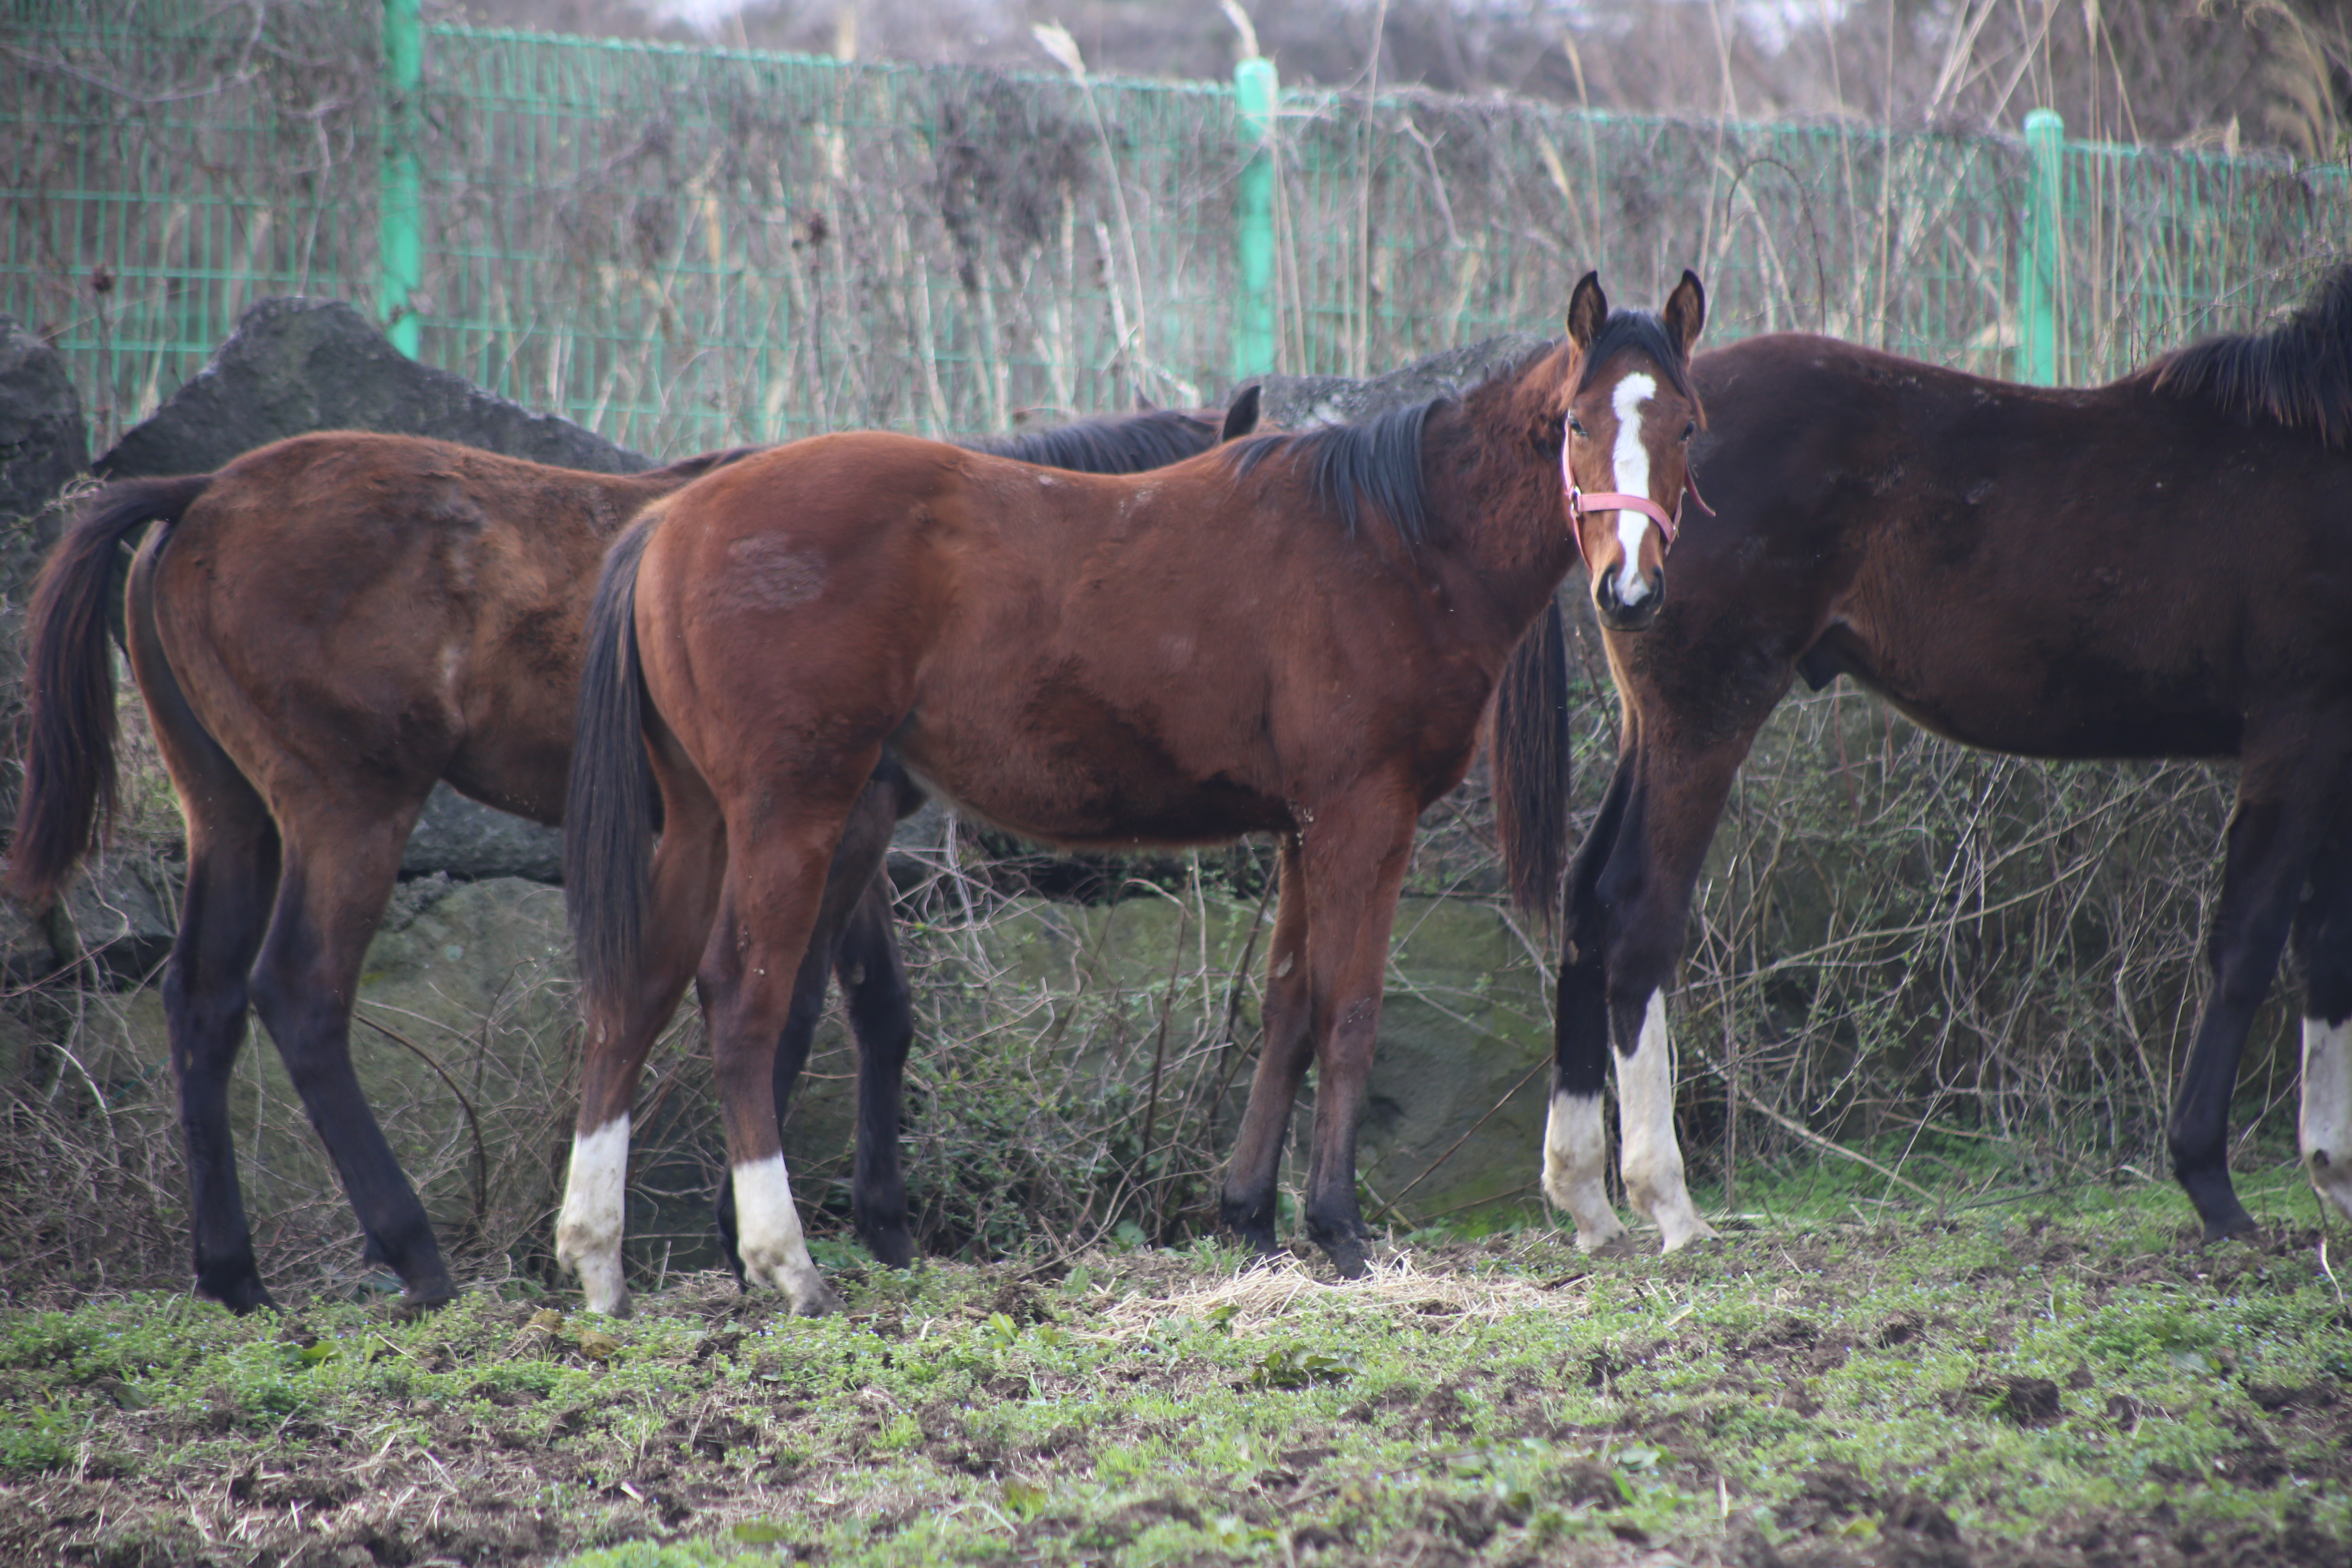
[1544,263,2352,1252]
[8,402,1249,1316]
[564,272,1706,1311]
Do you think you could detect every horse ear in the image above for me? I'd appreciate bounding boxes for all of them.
[1221,383,1263,441]
[1566,272,1607,351]
[1663,270,1706,357]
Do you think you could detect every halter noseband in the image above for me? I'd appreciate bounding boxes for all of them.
[1562,430,1713,570]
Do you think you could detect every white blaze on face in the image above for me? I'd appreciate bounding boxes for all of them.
[1607,372,1658,606]
[1542,1088,1626,1252]
[2302,1017,2352,1224]
[732,1154,842,1316]
[555,1115,631,1316]
[1615,991,1719,1252]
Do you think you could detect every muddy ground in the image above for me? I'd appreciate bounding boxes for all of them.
[2,1184,2348,1567]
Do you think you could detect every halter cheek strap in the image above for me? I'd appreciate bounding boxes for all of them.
[1561,439,1715,569]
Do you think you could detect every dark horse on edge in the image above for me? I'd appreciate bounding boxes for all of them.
[564,272,1708,1312]
[1546,263,2352,1253]
[8,399,1256,1316]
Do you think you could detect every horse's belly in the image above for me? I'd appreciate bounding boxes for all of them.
[1867,679,2243,761]
[891,719,1288,850]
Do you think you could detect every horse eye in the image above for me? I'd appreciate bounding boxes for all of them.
[1566,416,1588,439]
[1680,422,1696,442]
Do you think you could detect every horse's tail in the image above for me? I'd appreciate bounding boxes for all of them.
[8,474,212,907]
[1490,594,1574,924]
[565,514,662,1016]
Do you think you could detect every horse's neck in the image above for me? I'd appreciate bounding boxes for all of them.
[1422,375,1581,637]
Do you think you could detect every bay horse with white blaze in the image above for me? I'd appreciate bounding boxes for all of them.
[566,272,1707,1310]
[1546,262,2352,1251]
[8,402,1247,1315]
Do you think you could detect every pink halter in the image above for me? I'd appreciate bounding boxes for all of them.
[1562,436,1713,569]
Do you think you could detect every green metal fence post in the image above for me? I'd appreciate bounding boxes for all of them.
[2021,108,2063,385]
[379,0,423,358]
[1232,56,1277,383]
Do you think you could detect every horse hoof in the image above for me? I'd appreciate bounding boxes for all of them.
[862,1227,916,1270]
[2198,1213,2260,1246]
[392,1283,459,1322]
[1323,1238,1370,1279]
[791,1281,846,1318]
[1581,1231,1637,1258]
[207,1284,278,1316]
[197,1268,276,1316]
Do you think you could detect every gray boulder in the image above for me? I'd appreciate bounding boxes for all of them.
[98,296,649,479]
[401,783,564,884]
[1258,333,1551,429]
[61,851,179,984]
[0,316,90,831]
[0,314,88,545]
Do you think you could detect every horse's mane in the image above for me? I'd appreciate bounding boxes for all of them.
[2150,263,2352,448]
[646,445,765,482]
[1217,309,1688,550]
[961,408,1218,473]
[1225,402,1441,546]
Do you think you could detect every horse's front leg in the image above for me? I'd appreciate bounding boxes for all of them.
[1594,735,1750,1253]
[1547,750,1636,1252]
[2168,731,2346,1241]
[1294,782,1421,1278]
[2292,833,2352,1227]
[1220,831,1311,1255]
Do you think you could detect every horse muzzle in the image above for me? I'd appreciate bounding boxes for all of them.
[1592,561,1665,630]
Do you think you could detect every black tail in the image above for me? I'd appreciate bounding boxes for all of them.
[8,474,212,906]
[565,515,662,1012]
[1490,594,1575,923]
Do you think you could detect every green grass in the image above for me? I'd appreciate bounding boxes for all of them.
[1,1165,2346,1566]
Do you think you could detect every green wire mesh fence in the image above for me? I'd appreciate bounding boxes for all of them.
[6,0,2348,460]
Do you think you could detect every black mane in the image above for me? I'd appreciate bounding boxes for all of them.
[961,408,1220,473]
[2152,263,2352,447]
[1225,401,1441,546]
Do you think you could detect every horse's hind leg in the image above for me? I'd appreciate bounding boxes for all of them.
[2292,836,2352,1225]
[711,776,913,1274]
[713,911,833,1287]
[833,771,919,1265]
[562,778,727,1317]
[1546,751,1636,1252]
[837,877,916,1266]
[2167,739,2347,1241]
[128,560,283,1310]
[165,802,281,1311]
[700,806,863,1317]
[1220,831,1312,1255]
[245,799,452,1312]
